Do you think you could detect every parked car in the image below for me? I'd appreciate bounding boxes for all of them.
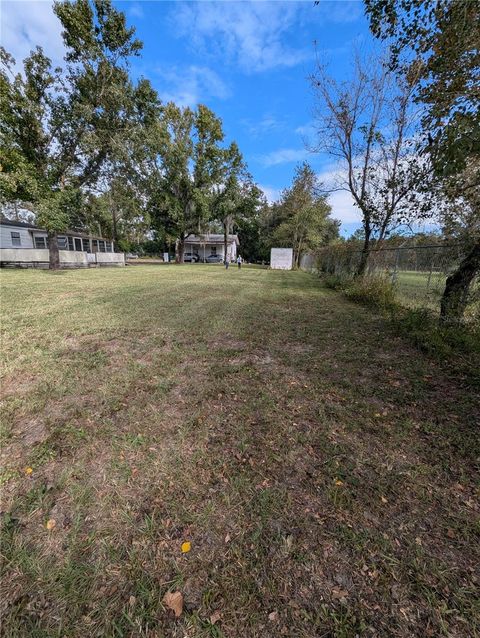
[126,253,139,259]
[205,254,223,263]
[184,252,200,263]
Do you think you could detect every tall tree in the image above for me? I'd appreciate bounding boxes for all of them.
[310,50,423,275]
[269,163,339,268]
[150,102,230,263]
[365,0,480,320]
[0,0,150,268]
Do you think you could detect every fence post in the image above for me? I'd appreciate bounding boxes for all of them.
[426,254,434,292]
[391,249,400,285]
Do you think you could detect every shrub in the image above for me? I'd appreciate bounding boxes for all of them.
[344,275,396,310]
[322,274,349,290]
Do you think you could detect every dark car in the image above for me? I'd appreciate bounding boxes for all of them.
[184,252,200,263]
[205,254,223,263]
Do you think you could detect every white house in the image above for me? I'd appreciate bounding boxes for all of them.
[0,219,125,268]
[183,233,239,262]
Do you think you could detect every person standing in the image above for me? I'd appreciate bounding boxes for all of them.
[237,255,242,269]
[225,255,230,269]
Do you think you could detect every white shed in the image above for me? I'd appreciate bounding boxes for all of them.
[270,248,293,270]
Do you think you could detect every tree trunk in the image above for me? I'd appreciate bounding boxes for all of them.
[175,236,185,264]
[356,224,372,277]
[223,221,228,263]
[48,231,60,270]
[440,241,480,322]
[112,208,118,243]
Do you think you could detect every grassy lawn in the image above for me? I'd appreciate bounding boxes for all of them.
[1,265,479,637]
[394,271,446,311]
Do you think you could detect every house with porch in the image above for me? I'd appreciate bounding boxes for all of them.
[0,218,125,268]
[183,233,239,262]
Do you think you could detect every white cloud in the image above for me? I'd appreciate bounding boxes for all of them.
[259,148,309,167]
[295,122,315,136]
[327,190,361,224]
[315,1,362,24]
[260,185,281,204]
[316,163,361,224]
[129,3,144,19]
[155,65,231,107]
[1,1,65,70]
[172,1,311,73]
[242,115,285,138]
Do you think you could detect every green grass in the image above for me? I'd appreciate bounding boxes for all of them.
[394,270,446,310]
[1,265,479,637]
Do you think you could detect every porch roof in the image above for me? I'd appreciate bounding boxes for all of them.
[185,234,239,246]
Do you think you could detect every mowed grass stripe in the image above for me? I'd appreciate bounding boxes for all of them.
[0,265,478,637]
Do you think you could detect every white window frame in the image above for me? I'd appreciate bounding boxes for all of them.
[34,236,47,249]
[11,231,21,247]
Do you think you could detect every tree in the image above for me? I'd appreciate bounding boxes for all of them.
[210,147,263,262]
[149,102,232,263]
[268,163,339,268]
[0,0,149,268]
[438,161,480,319]
[310,50,423,276]
[210,142,244,261]
[365,0,480,320]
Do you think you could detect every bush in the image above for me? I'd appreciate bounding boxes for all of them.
[344,275,396,309]
[322,274,350,290]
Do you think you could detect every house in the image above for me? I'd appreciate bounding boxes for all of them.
[183,233,239,262]
[0,219,125,268]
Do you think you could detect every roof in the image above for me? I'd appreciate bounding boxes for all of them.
[0,218,39,229]
[0,218,112,241]
[187,234,240,245]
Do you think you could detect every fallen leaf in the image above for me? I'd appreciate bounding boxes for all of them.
[181,541,191,553]
[163,591,183,617]
[334,479,344,486]
[128,595,136,606]
[24,467,33,475]
[224,533,231,543]
[210,611,222,625]
[332,588,349,600]
[446,528,455,539]
[380,496,388,504]
[268,611,279,622]
[46,519,56,531]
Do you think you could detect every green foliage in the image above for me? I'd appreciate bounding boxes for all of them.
[0,0,150,246]
[365,0,479,179]
[344,275,397,309]
[263,162,340,266]
[36,189,83,233]
[391,307,480,381]
[146,102,249,261]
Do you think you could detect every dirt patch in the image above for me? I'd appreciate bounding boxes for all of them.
[208,334,247,351]
[228,353,275,367]
[0,373,38,399]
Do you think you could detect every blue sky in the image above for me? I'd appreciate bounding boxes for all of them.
[2,0,373,236]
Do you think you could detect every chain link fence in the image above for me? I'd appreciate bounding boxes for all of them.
[301,243,479,318]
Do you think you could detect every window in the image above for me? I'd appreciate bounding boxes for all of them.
[105,241,112,252]
[82,238,91,252]
[211,246,217,255]
[11,231,21,247]
[99,240,106,252]
[74,237,82,251]
[34,236,47,249]
[57,236,67,250]
[67,236,74,251]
